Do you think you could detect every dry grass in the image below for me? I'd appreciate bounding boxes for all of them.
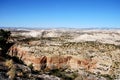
[5,59,16,80]
[7,65,16,80]
[5,59,13,69]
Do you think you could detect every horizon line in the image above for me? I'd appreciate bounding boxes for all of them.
[0,26,120,30]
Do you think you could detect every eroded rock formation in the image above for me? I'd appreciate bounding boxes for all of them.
[7,42,118,77]
[7,29,120,79]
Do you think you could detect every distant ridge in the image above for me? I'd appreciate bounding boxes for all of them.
[0,26,120,30]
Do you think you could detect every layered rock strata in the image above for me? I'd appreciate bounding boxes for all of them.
[7,41,120,78]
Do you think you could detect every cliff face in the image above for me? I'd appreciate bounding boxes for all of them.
[8,45,94,70]
[8,43,116,76]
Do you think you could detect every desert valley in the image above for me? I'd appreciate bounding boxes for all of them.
[0,28,120,80]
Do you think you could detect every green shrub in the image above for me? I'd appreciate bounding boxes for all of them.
[28,63,33,70]
[48,68,78,80]
[0,29,12,56]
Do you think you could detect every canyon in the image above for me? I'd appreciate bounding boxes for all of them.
[1,29,120,80]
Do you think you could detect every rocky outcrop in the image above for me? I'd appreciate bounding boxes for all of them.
[0,59,61,80]
[8,45,91,70]
[7,44,114,76]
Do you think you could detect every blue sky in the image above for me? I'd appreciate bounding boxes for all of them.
[0,0,120,28]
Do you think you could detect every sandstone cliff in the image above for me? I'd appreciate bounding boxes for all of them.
[7,41,120,79]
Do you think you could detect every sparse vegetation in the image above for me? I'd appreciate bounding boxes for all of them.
[28,63,33,71]
[74,75,84,80]
[48,68,78,80]
[7,65,16,80]
[5,59,16,80]
[5,59,13,69]
[0,29,12,55]
[0,29,120,80]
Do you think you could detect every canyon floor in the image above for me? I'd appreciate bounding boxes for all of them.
[1,29,120,80]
